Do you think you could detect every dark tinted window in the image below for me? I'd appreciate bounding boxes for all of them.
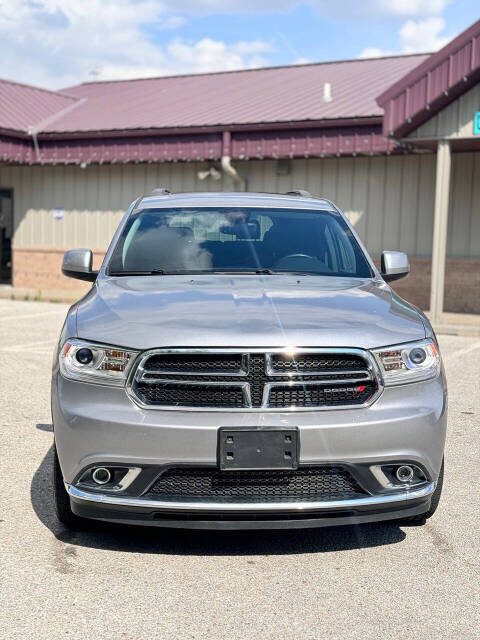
[108,207,372,278]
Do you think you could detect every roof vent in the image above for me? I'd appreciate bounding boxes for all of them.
[151,187,171,196]
[323,82,332,102]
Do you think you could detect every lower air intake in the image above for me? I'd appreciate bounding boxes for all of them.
[145,466,367,502]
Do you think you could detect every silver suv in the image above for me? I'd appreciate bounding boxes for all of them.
[52,190,446,530]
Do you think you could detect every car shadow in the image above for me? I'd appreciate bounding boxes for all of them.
[32,436,407,556]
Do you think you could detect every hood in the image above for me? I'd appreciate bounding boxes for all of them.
[75,275,425,351]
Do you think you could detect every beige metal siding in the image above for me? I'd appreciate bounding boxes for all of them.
[241,155,438,257]
[1,153,478,259]
[0,162,223,250]
[407,84,480,139]
[447,152,480,258]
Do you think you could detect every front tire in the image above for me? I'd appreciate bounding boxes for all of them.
[53,443,87,529]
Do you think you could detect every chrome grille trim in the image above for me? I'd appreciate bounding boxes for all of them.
[126,347,384,412]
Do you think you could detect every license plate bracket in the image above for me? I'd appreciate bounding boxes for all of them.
[218,427,299,471]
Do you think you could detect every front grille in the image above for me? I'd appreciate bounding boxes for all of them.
[144,353,245,373]
[136,382,245,408]
[146,466,367,502]
[130,349,379,410]
[269,353,366,372]
[268,382,376,408]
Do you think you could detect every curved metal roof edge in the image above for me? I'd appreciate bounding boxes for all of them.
[376,19,480,138]
[377,20,479,106]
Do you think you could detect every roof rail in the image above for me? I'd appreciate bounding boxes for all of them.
[284,189,312,198]
[151,187,171,196]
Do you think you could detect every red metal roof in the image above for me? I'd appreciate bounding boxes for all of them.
[0,78,78,133]
[48,55,428,134]
[0,52,445,166]
[1,12,477,167]
[377,19,480,138]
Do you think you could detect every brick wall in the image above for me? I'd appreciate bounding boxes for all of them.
[11,248,480,314]
[388,257,480,315]
[13,247,106,295]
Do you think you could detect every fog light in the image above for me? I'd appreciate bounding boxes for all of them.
[396,465,414,483]
[92,467,112,485]
[76,347,93,365]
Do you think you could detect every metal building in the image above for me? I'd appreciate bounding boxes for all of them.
[0,19,479,323]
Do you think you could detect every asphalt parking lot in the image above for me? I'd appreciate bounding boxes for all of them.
[1,299,479,640]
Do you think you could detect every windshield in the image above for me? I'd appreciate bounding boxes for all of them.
[107,207,372,278]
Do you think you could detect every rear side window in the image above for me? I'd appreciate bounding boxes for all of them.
[108,207,372,278]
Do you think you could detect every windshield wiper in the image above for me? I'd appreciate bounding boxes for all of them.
[108,268,276,277]
[108,269,167,276]
[208,269,274,275]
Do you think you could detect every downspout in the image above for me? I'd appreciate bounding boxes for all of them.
[221,131,246,191]
[26,98,86,165]
[28,126,42,163]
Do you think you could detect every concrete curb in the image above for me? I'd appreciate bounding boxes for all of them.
[0,285,81,304]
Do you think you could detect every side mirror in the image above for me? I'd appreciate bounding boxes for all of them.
[381,250,410,282]
[62,249,98,282]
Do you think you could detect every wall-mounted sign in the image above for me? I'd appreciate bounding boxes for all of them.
[474,112,480,135]
[53,207,64,221]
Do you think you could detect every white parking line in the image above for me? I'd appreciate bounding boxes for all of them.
[1,338,57,352]
[0,309,66,322]
[444,340,480,362]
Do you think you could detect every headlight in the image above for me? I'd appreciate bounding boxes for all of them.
[372,338,440,386]
[59,339,138,386]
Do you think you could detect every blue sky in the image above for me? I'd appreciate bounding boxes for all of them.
[1,1,478,89]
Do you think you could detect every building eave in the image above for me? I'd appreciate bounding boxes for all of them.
[376,19,480,138]
[1,117,403,166]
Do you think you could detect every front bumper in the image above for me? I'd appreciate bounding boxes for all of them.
[66,481,436,529]
[52,371,447,528]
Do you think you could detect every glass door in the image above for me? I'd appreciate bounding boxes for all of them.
[0,189,13,283]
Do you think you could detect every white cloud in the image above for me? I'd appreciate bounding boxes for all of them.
[159,16,187,30]
[375,0,449,17]
[83,37,273,84]
[0,0,274,88]
[163,1,299,14]
[358,47,391,59]
[95,38,273,82]
[399,17,451,52]
[358,16,453,58]
[0,0,457,89]
[161,38,272,76]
